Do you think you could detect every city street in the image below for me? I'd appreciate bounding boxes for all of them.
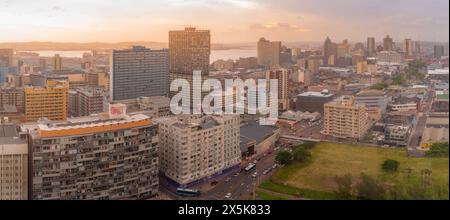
[159,145,282,200]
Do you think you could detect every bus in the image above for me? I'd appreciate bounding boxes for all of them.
[244,163,256,172]
[176,188,201,197]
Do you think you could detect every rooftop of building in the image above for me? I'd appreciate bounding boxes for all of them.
[298,90,334,98]
[113,46,168,53]
[240,120,278,145]
[428,68,449,75]
[356,89,386,97]
[0,124,25,145]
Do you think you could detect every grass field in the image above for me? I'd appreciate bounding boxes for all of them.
[260,142,449,200]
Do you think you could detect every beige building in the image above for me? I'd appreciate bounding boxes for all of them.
[257,38,281,68]
[158,114,241,186]
[0,124,28,200]
[323,96,370,139]
[421,113,449,148]
[266,69,289,111]
[53,54,62,71]
[24,79,68,122]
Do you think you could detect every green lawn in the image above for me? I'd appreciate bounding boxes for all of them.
[256,189,290,200]
[261,142,449,200]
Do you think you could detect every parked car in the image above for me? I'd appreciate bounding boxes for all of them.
[272,164,278,169]
[225,177,231,182]
[225,193,232,199]
[251,172,258,178]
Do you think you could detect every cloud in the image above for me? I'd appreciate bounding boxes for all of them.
[249,22,309,32]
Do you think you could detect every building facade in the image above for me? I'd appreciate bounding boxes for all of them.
[158,114,241,186]
[110,46,169,101]
[296,90,334,114]
[323,96,370,139]
[0,124,28,200]
[25,109,159,200]
[24,79,68,122]
[257,38,281,68]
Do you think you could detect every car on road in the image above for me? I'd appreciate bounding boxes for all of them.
[272,164,278,169]
[225,193,232,199]
[251,172,258,178]
[210,180,219,186]
[225,177,231,182]
[262,168,271,175]
[233,172,239,177]
[252,160,258,164]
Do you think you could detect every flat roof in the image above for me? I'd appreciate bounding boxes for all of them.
[240,120,278,145]
[298,91,334,98]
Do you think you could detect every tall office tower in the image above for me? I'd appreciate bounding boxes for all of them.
[266,69,289,111]
[337,39,350,58]
[0,49,14,67]
[415,41,421,54]
[68,87,104,117]
[323,37,337,65]
[434,45,445,59]
[17,60,24,72]
[53,54,62,71]
[110,46,169,101]
[306,56,321,74]
[158,114,241,186]
[39,58,47,71]
[323,95,370,139]
[383,35,394,51]
[24,79,68,122]
[367,37,376,56]
[0,87,25,113]
[169,27,211,106]
[257,37,281,68]
[25,106,159,200]
[0,124,28,200]
[403,39,415,57]
[169,27,211,75]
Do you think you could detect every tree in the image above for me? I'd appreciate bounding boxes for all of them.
[426,142,449,157]
[370,83,386,90]
[292,147,311,163]
[356,174,386,200]
[382,159,400,172]
[334,174,353,200]
[275,151,292,165]
[392,75,406,85]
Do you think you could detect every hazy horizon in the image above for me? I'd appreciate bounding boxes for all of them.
[1,0,449,43]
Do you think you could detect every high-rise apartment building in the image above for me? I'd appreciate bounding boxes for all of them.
[0,123,28,200]
[53,54,62,71]
[110,46,169,101]
[403,39,415,57]
[257,38,281,68]
[323,37,337,66]
[25,106,159,200]
[24,79,68,122]
[158,114,241,186]
[169,27,211,106]
[367,37,376,56]
[323,95,370,139]
[266,69,289,111]
[169,27,211,75]
[383,35,394,51]
[0,49,14,67]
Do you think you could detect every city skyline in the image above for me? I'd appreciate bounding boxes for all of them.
[0,0,449,43]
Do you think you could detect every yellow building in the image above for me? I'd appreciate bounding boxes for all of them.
[323,96,370,139]
[24,79,68,122]
[356,61,368,74]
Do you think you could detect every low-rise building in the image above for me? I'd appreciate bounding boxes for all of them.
[296,90,334,114]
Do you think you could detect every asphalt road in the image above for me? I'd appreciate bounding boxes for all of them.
[159,145,282,200]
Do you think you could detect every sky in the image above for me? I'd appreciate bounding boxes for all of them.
[0,0,449,43]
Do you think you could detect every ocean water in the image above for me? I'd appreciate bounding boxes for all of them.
[26,49,257,62]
